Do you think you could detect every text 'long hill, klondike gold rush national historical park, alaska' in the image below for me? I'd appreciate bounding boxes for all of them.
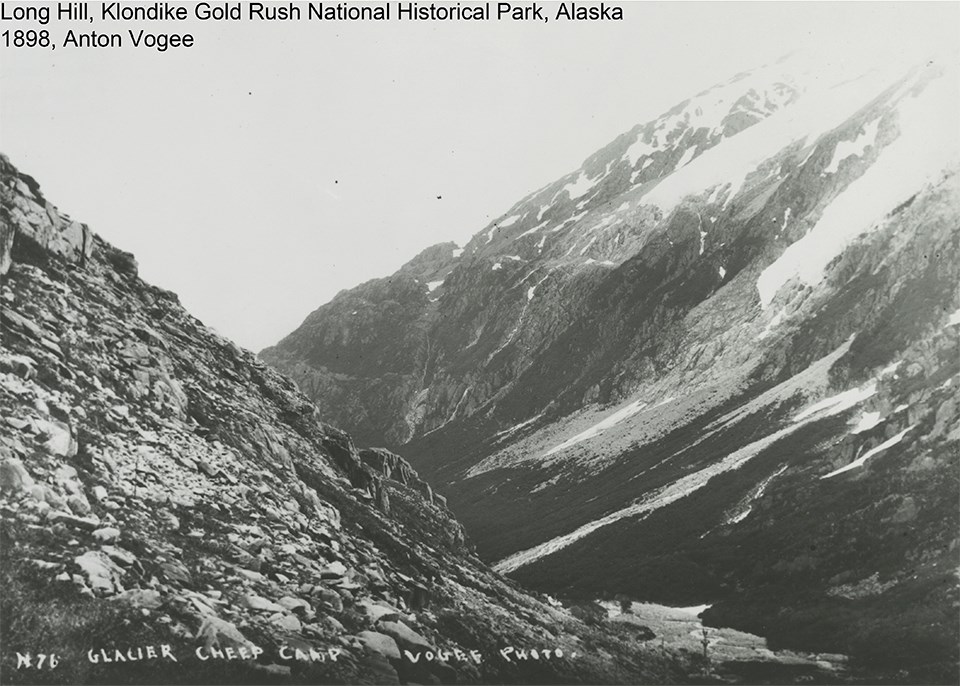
[1,2,625,24]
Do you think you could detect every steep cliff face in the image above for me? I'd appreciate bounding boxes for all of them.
[0,155,694,685]
[262,242,460,449]
[261,52,960,680]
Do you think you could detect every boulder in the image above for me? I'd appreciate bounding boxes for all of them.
[357,631,401,660]
[197,616,258,652]
[270,613,302,632]
[38,419,76,457]
[67,493,92,516]
[278,596,311,615]
[48,510,100,531]
[113,588,162,610]
[242,594,284,613]
[0,457,34,493]
[100,545,137,566]
[0,354,37,379]
[2,309,43,340]
[358,652,401,684]
[316,588,343,612]
[92,527,121,543]
[378,620,432,652]
[320,560,347,579]
[159,560,192,586]
[74,550,124,596]
[358,599,402,624]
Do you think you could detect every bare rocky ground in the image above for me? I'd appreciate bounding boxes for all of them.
[0,154,699,684]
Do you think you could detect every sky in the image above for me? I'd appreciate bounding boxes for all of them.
[2,1,957,350]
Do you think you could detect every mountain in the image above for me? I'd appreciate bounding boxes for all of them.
[0,155,711,685]
[261,51,960,682]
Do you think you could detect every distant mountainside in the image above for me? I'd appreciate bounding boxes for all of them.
[0,155,710,684]
[262,51,960,681]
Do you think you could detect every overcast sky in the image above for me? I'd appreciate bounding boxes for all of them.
[2,2,956,350]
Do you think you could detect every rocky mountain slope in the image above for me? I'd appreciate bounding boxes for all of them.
[262,51,960,682]
[0,155,710,684]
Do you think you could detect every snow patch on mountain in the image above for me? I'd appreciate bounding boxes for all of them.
[426,280,444,292]
[579,235,598,256]
[495,335,899,572]
[631,158,655,184]
[706,184,724,205]
[880,361,901,377]
[551,210,588,233]
[725,464,789,525]
[677,146,698,169]
[486,215,521,243]
[794,381,878,423]
[821,426,914,479]
[526,272,551,301]
[498,416,809,573]
[757,70,959,308]
[517,221,550,239]
[640,63,910,217]
[543,397,675,458]
[425,386,473,436]
[756,308,786,341]
[850,411,882,434]
[562,171,602,200]
[494,414,544,440]
[823,119,881,175]
[624,134,656,167]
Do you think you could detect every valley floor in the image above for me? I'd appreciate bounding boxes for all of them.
[606,601,849,682]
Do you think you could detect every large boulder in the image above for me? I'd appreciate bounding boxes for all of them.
[357,630,401,660]
[74,551,125,596]
[0,456,34,494]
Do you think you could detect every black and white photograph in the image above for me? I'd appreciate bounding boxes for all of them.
[1,1,958,684]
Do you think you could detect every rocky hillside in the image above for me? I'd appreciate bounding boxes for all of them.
[0,155,703,684]
[261,51,960,682]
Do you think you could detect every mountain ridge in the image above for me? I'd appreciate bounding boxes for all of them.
[260,51,960,681]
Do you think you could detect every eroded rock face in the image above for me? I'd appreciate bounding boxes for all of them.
[0,154,92,271]
[0,208,14,275]
[0,157,679,684]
